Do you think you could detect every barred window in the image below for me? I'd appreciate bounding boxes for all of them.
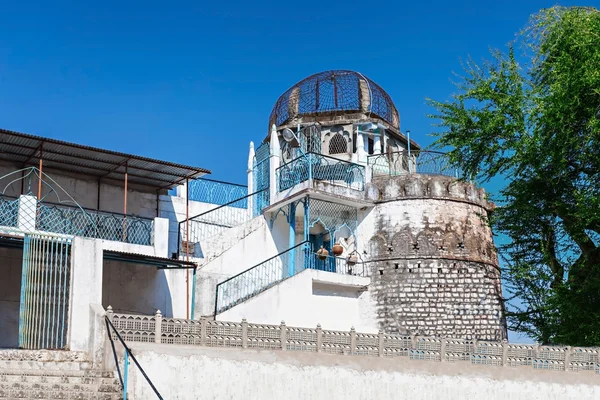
[329,133,348,154]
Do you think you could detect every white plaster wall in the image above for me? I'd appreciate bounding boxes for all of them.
[158,194,251,257]
[0,247,23,348]
[218,269,377,333]
[102,260,186,318]
[127,343,600,400]
[0,161,159,219]
[194,215,285,318]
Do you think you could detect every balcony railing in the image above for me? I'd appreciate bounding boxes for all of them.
[215,241,308,313]
[0,195,19,228]
[188,178,248,209]
[276,153,365,192]
[36,202,154,246]
[215,243,370,313]
[368,150,461,178]
[178,189,268,256]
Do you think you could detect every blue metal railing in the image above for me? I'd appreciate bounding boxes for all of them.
[188,178,248,208]
[0,195,19,228]
[368,150,462,178]
[105,315,163,399]
[178,189,268,256]
[215,241,309,314]
[37,202,154,246]
[215,242,371,314]
[276,152,365,192]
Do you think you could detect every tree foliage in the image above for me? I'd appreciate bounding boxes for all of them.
[427,6,600,345]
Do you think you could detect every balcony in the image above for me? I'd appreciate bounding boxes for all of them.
[276,152,365,193]
[367,150,462,178]
[0,194,154,246]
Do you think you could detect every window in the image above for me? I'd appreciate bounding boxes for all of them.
[329,133,348,154]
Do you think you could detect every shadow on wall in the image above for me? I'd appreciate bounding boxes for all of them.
[102,260,174,317]
[0,247,23,348]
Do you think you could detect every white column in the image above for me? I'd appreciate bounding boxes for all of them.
[247,141,255,214]
[373,135,382,155]
[269,124,281,205]
[356,131,367,165]
[18,195,37,232]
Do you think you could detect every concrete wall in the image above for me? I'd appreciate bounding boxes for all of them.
[102,260,186,318]
[0,247,23,348]
[68,233,184,353]
[0,161,158,218]
[193,214,287,318]
[126,343,600,400]
[218,269,377,333]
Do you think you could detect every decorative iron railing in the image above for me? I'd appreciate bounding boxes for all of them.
[37,202,154,246]
[215,243,372,313]
[215,241,309,313]
[304,252,370,277]
[0,195,19,228]
[109,311,600,375]
[178,189,268,256]
[276,153,365,192]
[188,178,248,208]
[368,150,462,178]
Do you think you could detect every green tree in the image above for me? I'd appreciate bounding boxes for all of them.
[427,6,600,345]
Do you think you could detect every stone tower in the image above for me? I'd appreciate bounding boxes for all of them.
[362,174,506,341]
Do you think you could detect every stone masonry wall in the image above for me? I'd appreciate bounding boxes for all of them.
[364,174,506,341]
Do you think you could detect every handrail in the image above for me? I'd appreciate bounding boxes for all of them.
[195,177,248,188]
[183,188,267,224]
[218,240,309,286]
[214,240,309,315]
[105,315,164,399]
[40,199,153,220]
[177,188,268,255]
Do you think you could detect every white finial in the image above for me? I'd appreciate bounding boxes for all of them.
[270,124,281,156]
[247,141,255,171]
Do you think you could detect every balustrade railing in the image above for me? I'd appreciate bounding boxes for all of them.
[109,310,600,375]
[178,189,268,256]
[215,241,308,313]
[0,195,19,228]
[188,178,248,208]
[368,150,462,178]
[277,153,365,192]
[37,202,154,246]
[304,251,371,277]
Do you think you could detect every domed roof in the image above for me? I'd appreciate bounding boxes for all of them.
[268,70,400,132]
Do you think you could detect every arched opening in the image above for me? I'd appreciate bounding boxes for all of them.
[329,133,348,155]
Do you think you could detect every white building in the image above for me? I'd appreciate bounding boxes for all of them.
[2,70,598,400]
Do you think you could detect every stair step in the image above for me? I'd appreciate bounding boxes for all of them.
[0,360,91,372]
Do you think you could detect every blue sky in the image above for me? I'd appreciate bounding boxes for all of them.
[0,0,586,341]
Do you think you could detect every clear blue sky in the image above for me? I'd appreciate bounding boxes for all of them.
[1,0,585,343]
[0,0,583,184]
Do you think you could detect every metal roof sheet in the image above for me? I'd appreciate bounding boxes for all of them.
[0,128,211,190]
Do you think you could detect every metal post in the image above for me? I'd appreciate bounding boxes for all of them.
[288,203,296,278]
[190,267,197,319]
[37,145,43,200]
[185,178,190,319]
[123,162,128,242]
[406,130,411,173]
[123,349,129,400]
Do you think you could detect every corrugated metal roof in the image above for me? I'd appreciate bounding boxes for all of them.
[103,250,198,269]
[0,128,211,190]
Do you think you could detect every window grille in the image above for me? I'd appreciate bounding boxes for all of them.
[329,133,348,155]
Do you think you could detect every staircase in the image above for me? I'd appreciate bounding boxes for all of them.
[0,350,121,400]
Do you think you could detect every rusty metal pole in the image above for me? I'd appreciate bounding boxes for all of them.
[123,162,128,242]
[37,145,43,199]
[186,177,190,319]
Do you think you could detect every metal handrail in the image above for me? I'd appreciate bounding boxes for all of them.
[214,240,309,315]
[105,315,164,399]
[177,188,268,256]
[195,177,248,188]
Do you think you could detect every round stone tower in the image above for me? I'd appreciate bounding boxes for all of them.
[363,174,506,341]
